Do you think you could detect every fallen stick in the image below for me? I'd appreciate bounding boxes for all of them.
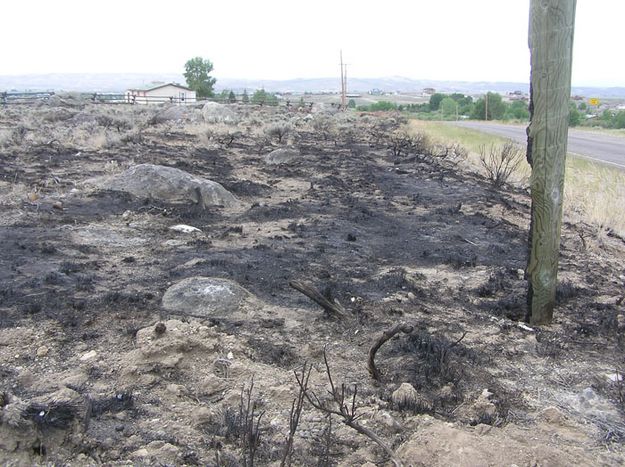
[289,280,346,318]
[368,323,414,380]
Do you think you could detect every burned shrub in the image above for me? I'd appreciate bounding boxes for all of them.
[247,337,298,368]
[310,116,335,141]
[264,122,294,144]
[394,329,470,389]
[476,270,510,297]
[22,401,81,430]
[479,140,524,188]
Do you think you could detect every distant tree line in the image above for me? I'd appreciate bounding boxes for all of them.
[569,101,625,129]
[356,91,531,122]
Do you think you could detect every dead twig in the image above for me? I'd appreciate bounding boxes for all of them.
[281,364,311,467]
[239,378,265,467]
[368,323,414,380]
[295,349,405,467]
[289,280,346,318]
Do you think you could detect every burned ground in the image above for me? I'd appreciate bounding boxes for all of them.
[1,101,624,465]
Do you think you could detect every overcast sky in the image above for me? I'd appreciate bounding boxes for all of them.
[1,0,622,86]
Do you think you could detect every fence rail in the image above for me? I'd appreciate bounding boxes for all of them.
[0,91,318,109]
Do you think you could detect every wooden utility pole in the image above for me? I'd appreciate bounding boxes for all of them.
[339,51,348,110]
[484,93,488,120]
[526,0,576,325]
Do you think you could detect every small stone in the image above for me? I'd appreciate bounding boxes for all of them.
[407,292,416,300]
[516,269,525,280]
[475,423,492,435]
[36,346,49,357]
[192,407,212,426]
[374,410,403,433]
[132,448,149,458]
[170,224,201,233]
[80,350,97,361]
[52,201,63,210]
[540,406,566,425]
[166,384,184,396]
[154,322,167,336]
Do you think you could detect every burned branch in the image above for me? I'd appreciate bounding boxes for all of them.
[368,323,415,380]
[281,364,312,467]
[295,349,405,467]
[289,280,346,318]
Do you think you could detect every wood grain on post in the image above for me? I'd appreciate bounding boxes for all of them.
[526,0,576,325]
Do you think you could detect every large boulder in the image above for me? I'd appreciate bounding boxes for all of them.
[264,148,299,165]
[88,164,239,208]
[202,102,237,124]
[162,277,250,318]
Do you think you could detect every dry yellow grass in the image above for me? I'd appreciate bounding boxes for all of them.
[410,119,625,236]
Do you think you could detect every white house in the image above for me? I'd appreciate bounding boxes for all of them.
[125,83,196,105]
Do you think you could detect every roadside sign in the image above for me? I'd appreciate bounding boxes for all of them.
[589,98,600,106]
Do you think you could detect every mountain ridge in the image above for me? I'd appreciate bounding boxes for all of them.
[1,73,624,98]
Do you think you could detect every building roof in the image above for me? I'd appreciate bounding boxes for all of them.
[127,82,193,92]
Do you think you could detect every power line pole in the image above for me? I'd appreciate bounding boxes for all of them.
[526,0,576,325]
[484,93,488,120]
[340,50,347,110]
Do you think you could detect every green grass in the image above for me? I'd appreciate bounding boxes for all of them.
[410,119,625,235]
[409,120,508,152]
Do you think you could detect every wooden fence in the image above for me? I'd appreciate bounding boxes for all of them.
[1,91,317,109]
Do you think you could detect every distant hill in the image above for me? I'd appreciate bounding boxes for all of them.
[1,73,625,98]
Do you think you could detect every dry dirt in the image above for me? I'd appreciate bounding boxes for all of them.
[1,101,625,466]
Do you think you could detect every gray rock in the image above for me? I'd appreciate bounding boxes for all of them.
[151,105,199,124]
[90,164,239,208]
[265,148,299,165]
[162,277,250,317]
[202,102,237,124]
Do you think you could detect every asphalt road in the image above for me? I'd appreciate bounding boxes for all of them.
[452,121,625,169]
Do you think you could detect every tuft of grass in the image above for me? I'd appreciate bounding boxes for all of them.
[564,157,625,235]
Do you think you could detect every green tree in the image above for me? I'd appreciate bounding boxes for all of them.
[504,100,530,120]
[457,95,474,116]
[252,89,278,106]
[369,101,398,111]
[429,93,445,111]
[252,89,267,105]
[218,90,229,102]
[183,57,217,98]
[472,92,506,120]
[614,111,625,129]
[600,109,613,125]
[347,99,356,109]
[266,93,279,106]
[569,104,582,126]
[228,90,236,103]
[242,89,249,104]
[440,97,458,117]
